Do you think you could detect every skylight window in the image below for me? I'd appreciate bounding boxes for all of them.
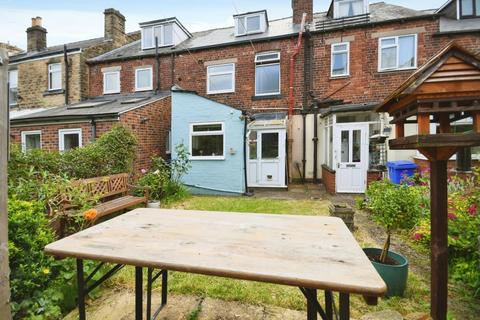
[234,11,268,36]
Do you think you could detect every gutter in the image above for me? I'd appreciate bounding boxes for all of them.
[10,114,120,126]
[9,48,82,65]
[288,13,307,118]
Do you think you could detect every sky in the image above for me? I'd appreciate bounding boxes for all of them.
[0,0,448,50]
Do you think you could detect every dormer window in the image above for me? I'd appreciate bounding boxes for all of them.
[459,0,480,18]
[334,0,368,19]
[140,18,191,50]
[234,10,268,36]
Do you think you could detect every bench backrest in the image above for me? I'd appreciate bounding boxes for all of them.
[72,173,129,200]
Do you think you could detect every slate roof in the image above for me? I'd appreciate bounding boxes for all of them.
[10,91,170,124]
[10,31,140,63]
[90,2,437,63]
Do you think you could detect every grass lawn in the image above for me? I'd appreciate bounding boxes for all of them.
[105,195,461,319]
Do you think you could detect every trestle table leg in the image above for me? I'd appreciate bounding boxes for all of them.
[306,288,318,320]
[135,267,143,320]
[162,270,168,306]
[325,291,333,320]
[76,259,86,320]
[339,293,350,320]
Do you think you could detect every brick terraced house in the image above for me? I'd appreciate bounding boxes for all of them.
[9,0,480,193]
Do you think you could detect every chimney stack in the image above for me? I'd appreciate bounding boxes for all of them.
[104,8,126,47]
[26,17,47,52]
[292,0,313,24]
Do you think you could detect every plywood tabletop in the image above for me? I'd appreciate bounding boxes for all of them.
[45,209,386,296]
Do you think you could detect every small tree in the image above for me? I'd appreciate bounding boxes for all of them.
[365,180,423,263]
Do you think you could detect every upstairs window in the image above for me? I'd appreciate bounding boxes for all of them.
[460,0,480,18]
[8,70,18,107]
[141,23,174,49]
[190,123,225,160]
[135,67,153,91]
[331,42,350,77]
[235,11,267,36]
[379,35,417,72]
[334,0,367,18]
[103,70,120,94]
[48,63,62,91]
[255,52,280,96]
[21,131,41,152]
[207,63,235,94]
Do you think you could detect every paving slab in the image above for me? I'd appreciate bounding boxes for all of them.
[360,310,403,320]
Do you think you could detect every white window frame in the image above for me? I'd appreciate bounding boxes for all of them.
[378,34,418,72]
[255,52,281,96]
[21,130,42,152]
[8,70,18,107]
[103,71,121,94]
[207,63,235,94]
[135,67,153,91]
[235,12,266,36]
[48,63,62,91]
[166,130,171,154]
[189,122,225,160]
[141,24,174,50]
[334,0,369,19]
[59,128,83,152]
[331,42,350,77]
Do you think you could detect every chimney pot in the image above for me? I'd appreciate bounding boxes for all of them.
[27,17,47,52]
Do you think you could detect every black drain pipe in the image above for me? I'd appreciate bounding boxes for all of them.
[155,37,160,93]
[63,44,69,105]
[313,103,319,183]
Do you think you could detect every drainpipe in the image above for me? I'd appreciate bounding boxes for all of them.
[302,112,307,183]
[155,37,160,93]
[63,44,69,105]
[313,102,319,183]
[288,13,307,118]
[90,118,97,142]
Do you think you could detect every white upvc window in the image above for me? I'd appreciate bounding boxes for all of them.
[331,42,350,77]
[8,70,18,106]
[235,11,267,36]
[459,0,480,18]
[207,63,235,94]
[135,67,153,91]
[166,130,171,154]
[189,122,225,160]
[59,128,82,151]
[334,0,368,19]
[103,71,120,94]
[255,52,281,96]
[141,24,174,49]
[378,34,417,72]
[21,130,42,152]
[48,63,62,91]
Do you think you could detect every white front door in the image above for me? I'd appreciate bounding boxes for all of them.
[335,124,369,193]
[247,129,286,187]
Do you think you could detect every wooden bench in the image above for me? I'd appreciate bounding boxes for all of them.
[63,173,149,223]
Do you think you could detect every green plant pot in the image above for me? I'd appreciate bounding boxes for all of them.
[363,247,408,297]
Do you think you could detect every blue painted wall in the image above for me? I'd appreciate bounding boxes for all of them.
[171,90,246,195]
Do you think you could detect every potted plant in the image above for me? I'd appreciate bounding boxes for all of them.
[138,166,167,208]
[363,180,423,297]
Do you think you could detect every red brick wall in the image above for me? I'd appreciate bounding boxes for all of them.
[414,158,480,178]
[322,165,336,195]
[89,38,305,112]
[367,170,383,187]
[10,96,171,175]
[119,96,171,174]
[309,18,480,105]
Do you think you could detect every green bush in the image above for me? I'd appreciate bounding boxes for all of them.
[365,180,424,263]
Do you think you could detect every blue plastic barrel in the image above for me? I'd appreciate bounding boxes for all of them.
[387,161,417,184]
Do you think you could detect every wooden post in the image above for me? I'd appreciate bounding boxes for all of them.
[473,111,480,133]
[418,113,430,135]
[430,160,448,320]
[395,122,405,138]
[0,48,12,319]
[438,114,451,134]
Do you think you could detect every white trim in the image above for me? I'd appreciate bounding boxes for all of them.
[331,42,350,77]
[189,122,225,160]
[48,63,62,91]
[255,52,280,63]
[141,24,174,50]
[235,12,267,36]
[378,34,418,72]
[333,0,369,19]
[59,128,82,151]
[135,67,153,91]
[255,52,281,97]
[103,70,121,94]
[207,63,235,94]
[21,130,42,152]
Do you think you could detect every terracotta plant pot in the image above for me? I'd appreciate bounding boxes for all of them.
[363,247,409,297]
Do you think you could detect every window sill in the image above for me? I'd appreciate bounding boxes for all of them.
[251,94,283,101]
[103,91,121,95]
[330,75,350,80]
[189,157,225,161]
[43,89,65,96]
[377,67,417,74]
[207,91,235,95]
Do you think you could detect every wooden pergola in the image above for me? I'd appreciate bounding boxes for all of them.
[377,42,480,320]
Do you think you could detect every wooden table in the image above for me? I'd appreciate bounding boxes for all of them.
[45,208,386,320]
